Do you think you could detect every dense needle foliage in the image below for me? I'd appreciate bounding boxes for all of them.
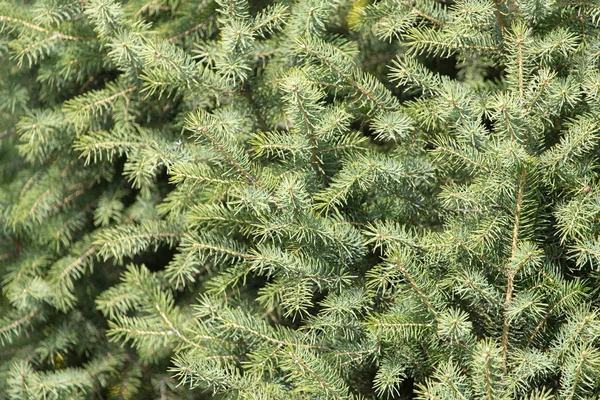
[2,0,600,398]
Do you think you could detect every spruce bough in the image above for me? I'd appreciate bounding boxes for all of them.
[1,0,600,398]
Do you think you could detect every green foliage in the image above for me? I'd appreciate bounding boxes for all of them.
[3,0,600,398]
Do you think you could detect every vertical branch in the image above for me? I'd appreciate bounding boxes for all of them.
[515,36,524,99]
[291,86,328,188]
[484,352,494,400]
[501,167,527,369]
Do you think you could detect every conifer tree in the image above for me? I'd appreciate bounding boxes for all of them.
[2,0,600,398]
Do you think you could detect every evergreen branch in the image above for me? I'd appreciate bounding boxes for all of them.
[134,0,169,19]
[99,232,181,248]
[565,358,584,400]
[527,288,585,347]
[484,350,494,400]
[167,14,217,43]
[0,307,41,344]
[18,159,78,223]
[172,356,246,392]
[288,81,328,187]
[190,242,250,259]
[525,71,554,112]
[285,349,349,400]
[552,310,598,361]
[224,321,288,346]
[193,126,258,186]
[94,222,184,262]
[221,319,325,350]
[64,85,138,123]
[395,259,440,319]
[153,303,203,350]
[419,39,500,53]
[0,15,91,41]
[297,39,399,112]
[50,178,97,212]
[337,348,378,366]
[1,15,48,33]
[57,246,97,283]
[434,143,493,174]
[502,167,527,368]
[13,35,57,67]
[53,203,93,245]
[516,35,524,99]
[110,326,172,337]
[1,308,40,333]
[399,0,444,26]
[389,56,440,93]
[461,277,504,307]
[472,339,504,399]
[170,172,241,186]
[3,0,600,396]
[251,3,288,35]
[368,321,433,329]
